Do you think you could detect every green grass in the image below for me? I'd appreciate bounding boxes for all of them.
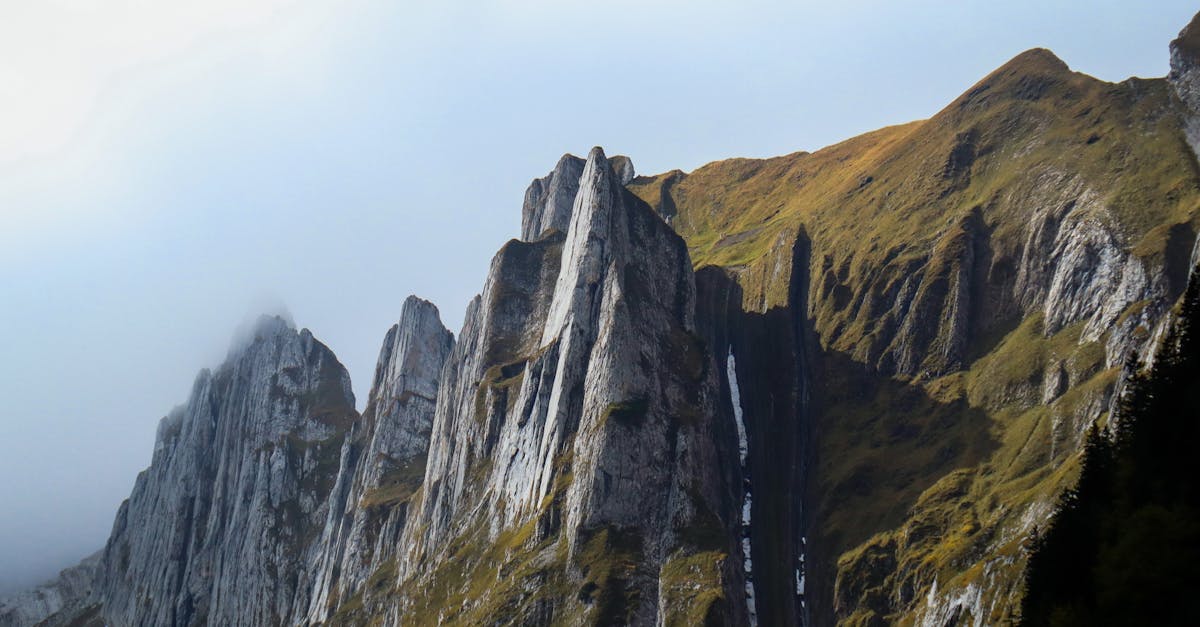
[629,46,1200,624]
[824,305,1120,623]
[658,550,729,626]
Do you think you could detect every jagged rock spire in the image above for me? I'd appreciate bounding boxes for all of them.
[364,295,455,462]
[96,321,356,626]
[519,150,636,242]
[398,145,738,624]
[301,295,453,624]
[521,153,585,241]
[1170,11,1200,156]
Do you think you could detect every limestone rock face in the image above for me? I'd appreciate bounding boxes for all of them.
[13,13,1200,627]
[395,147,743,625]
[361,297,455,467]
[1169,11,1200,156]
[520,153,637,241]
[21,149,720,627]
[0,553,100,627]
[90,317,357,626]
[28,307,454,627]
[300,297,453,624]
[521,154,586,241]
[814,167,1166,382]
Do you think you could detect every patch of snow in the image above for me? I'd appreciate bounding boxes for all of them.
[727,350,749,464]
[728,348,757,626]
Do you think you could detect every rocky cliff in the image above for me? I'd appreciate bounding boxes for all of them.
[12,11,1200,627]
[0,553,99,627]
[91,316,358,626]
[22,304,454,627]
[299,297,453,625]
[1170,11,1200,158]
[629,19,1200,626]
[377,147,743,625]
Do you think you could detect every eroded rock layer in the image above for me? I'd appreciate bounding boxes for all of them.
[383,147,744,625]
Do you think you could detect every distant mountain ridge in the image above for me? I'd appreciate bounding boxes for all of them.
[5,11,1200,627]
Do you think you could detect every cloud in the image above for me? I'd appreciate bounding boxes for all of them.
[0,0,358,251]
[0,1,309,162]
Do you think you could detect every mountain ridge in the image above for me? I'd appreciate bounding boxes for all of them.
[6,13,1200,627]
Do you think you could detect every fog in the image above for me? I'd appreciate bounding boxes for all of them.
[0,0,1192,594]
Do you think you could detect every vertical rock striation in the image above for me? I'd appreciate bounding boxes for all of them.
[95,316,357,626]
[14,13,1200,625]
[693,228,812,627]
[1169,11,1200,157]
[31,306,454,627]
[301,297,453,624]
[520,153,636,241]
[394,147,744,625]
[521,154,586,241]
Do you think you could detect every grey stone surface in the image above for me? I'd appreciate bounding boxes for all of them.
[398,147,741,623]
[0,553,99,627]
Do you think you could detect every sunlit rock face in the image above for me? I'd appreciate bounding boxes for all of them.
[27,306,453,627]
[93,316,358,626]
[392,147,745,625]
[521,153,586,242]
[300,296,453,625]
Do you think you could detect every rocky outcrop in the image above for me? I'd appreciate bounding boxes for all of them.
[521,154,585,241]
[21,147,730,627]
[0,553,99,627]
[32,306,455,627]
[1014,178,1158,350]
[300,297,452,624]
[521,154,636,241]
[394,147,743,625]
[1169,11,1200,156]
[87,316,357,626]
[609,155,637,185]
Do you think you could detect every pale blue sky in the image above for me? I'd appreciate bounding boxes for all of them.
[0,0,1195,593]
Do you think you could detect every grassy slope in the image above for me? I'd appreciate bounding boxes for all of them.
[631,49,1200,624]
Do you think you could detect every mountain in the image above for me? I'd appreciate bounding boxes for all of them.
[629,30,1200,625]
[6,12,1200,627]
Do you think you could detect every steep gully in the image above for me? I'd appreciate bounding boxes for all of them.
[694,231,812,627]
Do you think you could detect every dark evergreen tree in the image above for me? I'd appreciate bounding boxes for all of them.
[1021,267,1200,626]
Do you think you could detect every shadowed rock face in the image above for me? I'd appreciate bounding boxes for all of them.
[628,17,1200,627]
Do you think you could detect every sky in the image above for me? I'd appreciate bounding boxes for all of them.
[0,0,1195,594]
